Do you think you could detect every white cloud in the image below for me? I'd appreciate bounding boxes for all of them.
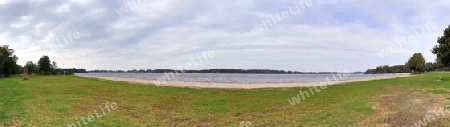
[0,0,449,71]
[10,22,30,28]
[55,4,70,13]
[0,0,8,5]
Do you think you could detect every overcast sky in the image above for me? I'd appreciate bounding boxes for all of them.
[1,0,449,72]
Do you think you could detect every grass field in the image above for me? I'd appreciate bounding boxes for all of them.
[1,72,450,126]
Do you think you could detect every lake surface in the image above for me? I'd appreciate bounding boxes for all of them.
[75,73,397,84]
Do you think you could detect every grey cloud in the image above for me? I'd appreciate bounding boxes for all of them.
[1,0,449,71]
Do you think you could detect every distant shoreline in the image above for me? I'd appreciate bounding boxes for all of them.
[87,69,363,74]
[76,73,412,89]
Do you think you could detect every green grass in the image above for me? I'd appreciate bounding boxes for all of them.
[0,72,450,126]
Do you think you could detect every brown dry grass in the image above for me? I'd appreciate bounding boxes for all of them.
[359,86,448,127]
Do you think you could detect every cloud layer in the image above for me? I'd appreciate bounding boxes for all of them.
[1,0,449,71]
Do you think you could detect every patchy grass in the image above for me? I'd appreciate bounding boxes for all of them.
[431,89,448,94]
[0,72,449,126]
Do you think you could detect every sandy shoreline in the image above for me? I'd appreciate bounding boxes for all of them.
[77,73,412,89]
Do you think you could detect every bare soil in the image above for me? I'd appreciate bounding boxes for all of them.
[359,86,449,127]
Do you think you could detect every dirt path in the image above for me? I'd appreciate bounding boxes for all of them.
[359,86,449,127]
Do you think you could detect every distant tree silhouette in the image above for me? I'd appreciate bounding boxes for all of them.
[365,65,410,74]
[25,61,38,74]
[38,56,52,75]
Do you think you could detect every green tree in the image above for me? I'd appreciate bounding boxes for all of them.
[432,25,450,68]
[0,45,18,77]
[25,61,38,74]
[38,56,52,75]
[406,53,426,73]
[13,65,23,74]
[51,61,59,75]
[52,61,58,69]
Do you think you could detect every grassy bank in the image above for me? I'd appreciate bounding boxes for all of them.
[0,72,449,126]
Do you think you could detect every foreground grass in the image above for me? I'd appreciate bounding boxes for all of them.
[0,73,449,126]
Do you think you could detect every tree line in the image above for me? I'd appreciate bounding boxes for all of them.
[367,25,450,74]
[365,61,442,74]
[365,65,410,74]
[24,56,81,75]
[0,45,85,77]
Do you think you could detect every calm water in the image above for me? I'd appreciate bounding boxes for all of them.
[75,73,397,84]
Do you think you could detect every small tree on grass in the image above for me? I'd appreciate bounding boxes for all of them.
[38,56,52,75]
[406,53,426,73]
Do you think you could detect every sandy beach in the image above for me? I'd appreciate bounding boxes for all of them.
[77,73,412,89]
